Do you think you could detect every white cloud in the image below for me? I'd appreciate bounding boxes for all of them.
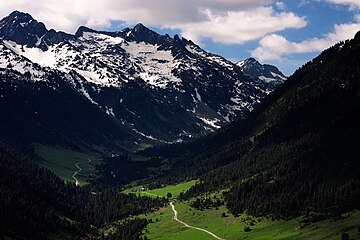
[327,0,360,9]
[355,14,360,22]
[252,21,360,61]
[275,1,286,10]
[298,0,310,7]
[0,0,306,45]
[180,7,306,44]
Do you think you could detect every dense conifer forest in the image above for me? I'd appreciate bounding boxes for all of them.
[0,146,165,239]
[140,33,360,217]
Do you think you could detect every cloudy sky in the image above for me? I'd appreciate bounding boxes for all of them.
[1,0,359,75]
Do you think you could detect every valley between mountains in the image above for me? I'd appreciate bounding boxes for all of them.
[0,10,360,240]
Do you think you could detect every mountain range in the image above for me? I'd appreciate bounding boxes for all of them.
[0,11,286,151]
[237,57,286,86]
[0,10,359,240]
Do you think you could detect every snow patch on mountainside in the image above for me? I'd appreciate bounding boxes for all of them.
[132,128,161,141]
[81,32,124,45]
[4,35,124,87]
[4,40,57,67]
[185,44,233,68]
[123,41,182,88]
[270,71,287,81]
[198,117,221,129]
[237,59,246,68]
[194,88,202,102]
[0,42,46,81]
[104,106,116,117]
[259,76,277,83]
[77,69,112,86]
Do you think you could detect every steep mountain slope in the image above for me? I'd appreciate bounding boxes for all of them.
[0,68,137,152]
[0,36,141,151]
[0,146,164,239]
[237,57,287,87]
[140,32,360,216]
[0,11,281,145]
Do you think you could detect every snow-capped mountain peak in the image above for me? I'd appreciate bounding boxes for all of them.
[0,11,47,48]
[237,57,287,85]
[0,11,285,145]
[237,57,257,68]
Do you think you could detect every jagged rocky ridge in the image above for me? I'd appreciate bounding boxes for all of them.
[0,11,285,148]
[237,57,287,88]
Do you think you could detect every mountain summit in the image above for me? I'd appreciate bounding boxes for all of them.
[237,57,287,86]
[0,11,73,51]
[0,11,47,47]
[0,11,284,149]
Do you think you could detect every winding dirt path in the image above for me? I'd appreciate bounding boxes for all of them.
[170,202,225,240]
[72,159,91,186]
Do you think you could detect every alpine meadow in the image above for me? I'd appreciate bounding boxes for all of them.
[0,1,360,240]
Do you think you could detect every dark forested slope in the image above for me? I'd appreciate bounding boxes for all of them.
[0,147,165,239]
[0,70,139,152]
[142,32,360,217]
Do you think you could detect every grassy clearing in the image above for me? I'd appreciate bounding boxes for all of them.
[144,200,360,240]
[137,183,360,240]
[136,143,154,151]
[123,180,198,198]
[144,201,239,240]
[145,181,198,198]
[35,145,101,186]
[131,154,151,162]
